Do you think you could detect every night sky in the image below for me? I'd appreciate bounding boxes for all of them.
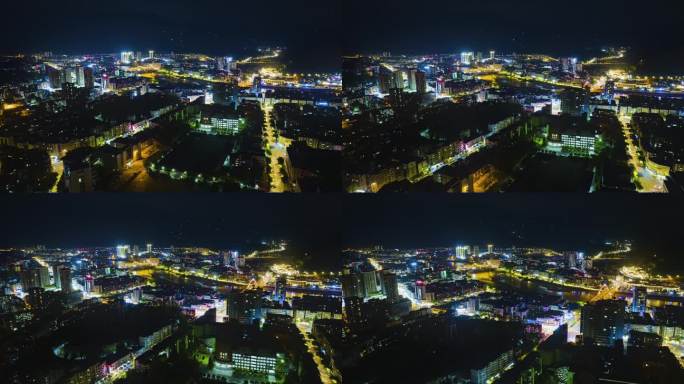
[1,0,341,72]
[1,195,683,270]
[342,0,684,73]
[0,194,342,251]
[342,195,684,258]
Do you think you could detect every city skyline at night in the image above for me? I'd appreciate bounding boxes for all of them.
[342,46,684,193]
[2,1,684,383]
[2,194,684,272]
[342,0,683,75]
[2,194,684,383]
[1,0,341,72]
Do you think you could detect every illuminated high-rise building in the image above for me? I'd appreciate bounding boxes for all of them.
[47,66,65,89]
[415,70,426,94]
[273,275,287,302]
[378,70,393,94]
[435,77,445,96]
[631,286,647,314]
[63,67,78,85]
[116,245,129,259]
[146,243,152,254]
[26,287,46,311]
[341,272,363,299]
[581,299,625,347]
[407,68,417,91]
[204,91,214,105]
[120,51,134,64]
[75,66,86,87]
[392,88,409,110]
[560,88,589,117]
[83,67,94,88]
[59,267,72,294]
[567,252,579,269]
[38,266,50,288]
[551,97,562,115]
[603,80,616,102]
[232,251,244,269]
[215,298,227,322]
[392,70,404,89]
[560,57,570,72]
[18,266,49,291]
[578,252,587,271]
[455,245,468,260]
[252,76,262,94]
[361,268,379,297]
[460,52,474,66]
[148,50,155,59]
[381,271,399,303]
[84,274,94,293]
[101,73,109,92]
[343,296,364,329]
[52,264,62,289]
[126,288,141,304]
[487,244,494,254]
[560,57,578,75]
[227,290,262,325]
[20,268,41,291]
[227,57,237,71]
[216,56,234,72]
[62,82,79,106]
[489,50,495,60]
[414,280,426,301]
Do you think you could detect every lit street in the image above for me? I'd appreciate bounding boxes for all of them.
[297,321,338,384]
[262,101,290,192]
[619,114,667,193]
